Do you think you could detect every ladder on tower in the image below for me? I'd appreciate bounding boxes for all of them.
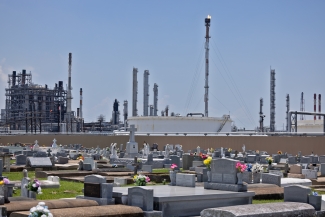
[217,115,230,133]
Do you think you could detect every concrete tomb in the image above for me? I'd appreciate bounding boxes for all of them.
[26,157,52,168]
[15,155,27,165]
[302,169,317,179]
[261,173,281,187]
[176,173,195,187]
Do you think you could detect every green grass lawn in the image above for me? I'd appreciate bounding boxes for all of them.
[253,199,284,204]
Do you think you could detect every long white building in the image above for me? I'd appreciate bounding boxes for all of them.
[127,115,232,134]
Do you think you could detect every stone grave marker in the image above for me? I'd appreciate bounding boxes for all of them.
[319,156,325,164]
[284,185,311,203]
[16,154,27,165]
[321,163,325,176]
[309,156,319,164]
[20,169,30,197]
[269,170,283,178]
[300,157,310,164]
[211,158,238,184]
[58,156,69,164]
[279,158,288,164]
[84,157,95,170]
[182,155,194,170]
[176,173,195,187]
[288,156,297,164]
[261,173,281,186]
[125,125,139,158]
[0,159,2,176]
[128,187,156,214]
[290,164,302,174]
[26,157,52,167]
[302,169,317,179]
[144,154,153,165]
[170,155,180,168]
[246,155,256,163]
[33,151,47,157]
[260,155,269,164]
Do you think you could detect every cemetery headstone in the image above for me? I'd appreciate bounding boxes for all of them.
[26,157,53,167]
[128,187,154,212]
[21,169,30,197]
[16,154,27,165]
[125,125,139,158]
[284,185,311,203]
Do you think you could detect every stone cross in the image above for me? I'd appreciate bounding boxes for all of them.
[242,144,246,153]
[127,125,137,143]
[52,138,57,148]
[221,147,224,158]
[132,157,140,175]
[47,148,52,157]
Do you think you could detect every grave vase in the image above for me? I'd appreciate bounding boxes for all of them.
[0,185,10,203]
[28,191,37,199]
[268,164,272,171]
[207,169,211,182]
[169,170,177,186]
[308,195,321,211]
[237,172,243,185]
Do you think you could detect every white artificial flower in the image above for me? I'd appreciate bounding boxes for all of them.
[43,208,49,213]
[32,184,36,188]
[38,202,45,206]
[30,207,36,212]
[36,206,44,212]
[41,215,47,217]
[48,213,53,217]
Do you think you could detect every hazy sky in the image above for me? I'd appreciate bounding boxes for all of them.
[0,1,324,130]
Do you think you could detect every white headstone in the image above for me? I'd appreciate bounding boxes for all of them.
[52,138,57,149]
[125,125,138,158]
[33,140,40,151]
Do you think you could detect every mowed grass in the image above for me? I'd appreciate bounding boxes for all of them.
[3,172,84,200]
[253,199,284,204]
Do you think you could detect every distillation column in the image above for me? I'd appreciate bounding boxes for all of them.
[143,70,150,116]
[132,68,138,117]
[286,94,290,132]
[123,100,128,127]
[153,83,158,116]
[270,69,276,132]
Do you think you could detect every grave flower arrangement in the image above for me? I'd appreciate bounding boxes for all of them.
[246,164,252,172]
[252,163,263,173]
[203,156,212,169]
[170,164,178,171]
[77,155,84,161]
[26,179,42,194]
[133,174,150,186]
[265,156,273,165]
[28,202,53,217]
[236,162,247,173]
[228,148,232,152]
[0,178,10,185]
[200,153,208,160]
[278,150,282,155]
[310,191,318,196]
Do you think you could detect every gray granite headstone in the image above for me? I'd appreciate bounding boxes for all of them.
[246,155,256,163]
[300,157,310,164]
[170,155,180,168]
[288,156,297,164]
[128,187,153,211]
[284,185,311,203]
[321,163,325,176]
[144,154,153,165]
[302,169,317,179]
[176,173,195,187]
[16,154,27,165]
[211,158,238,184]
[58,157,69,164]
[182,155,194,170]
[319,156,325,164]
[33,151,47,157]
[85,175,106,184]
[261,173,281,187]
[26,157,52,167]
[84,157,95,170]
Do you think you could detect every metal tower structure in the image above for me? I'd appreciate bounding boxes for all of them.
[153,83,158,116]
[143,70,150,116]
[79,88,83,120]
[259,98,265,132]
[204,15,211,117]
[150,105,154,116]
[300,92,305,120]
[67,53,73,113]
[270,69,276,132]
[123,100,128,126]
[286,94,290,132]
[132,68,138,117]
[319,94,321,120]
[111,99,120,125]
[314,93,317,120]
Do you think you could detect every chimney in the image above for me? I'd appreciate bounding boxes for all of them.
[314,93,316,120]
[319,94,321,120]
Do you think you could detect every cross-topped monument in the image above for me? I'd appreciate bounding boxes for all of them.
[52,138,57,149]
[125,124,138,158]
[33,140,39,151]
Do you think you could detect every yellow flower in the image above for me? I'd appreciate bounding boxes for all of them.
[0,181,4,185]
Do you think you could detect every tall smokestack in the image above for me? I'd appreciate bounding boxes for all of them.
[204,15,211,117]
[319,94,321,120]
[67,53,73,113]
[12,71,16,86]
[143,70,150,116]
[270,68,276,132]
[80,88,83,119]
[314,93,316,120]
[132,68,138,117]
[153,83,158,116]
[259,98,264,132]
[22,69,26,85]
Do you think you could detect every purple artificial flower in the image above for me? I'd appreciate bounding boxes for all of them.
[3,178,10,184]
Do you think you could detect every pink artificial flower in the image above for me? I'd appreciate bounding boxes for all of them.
[3,178,9,184]
[145,176,150,182]
[170,164,178,169]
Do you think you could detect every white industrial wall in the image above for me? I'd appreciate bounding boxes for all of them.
[128,116,232,133]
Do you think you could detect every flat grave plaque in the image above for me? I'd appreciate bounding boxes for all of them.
[84,183,101,198]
